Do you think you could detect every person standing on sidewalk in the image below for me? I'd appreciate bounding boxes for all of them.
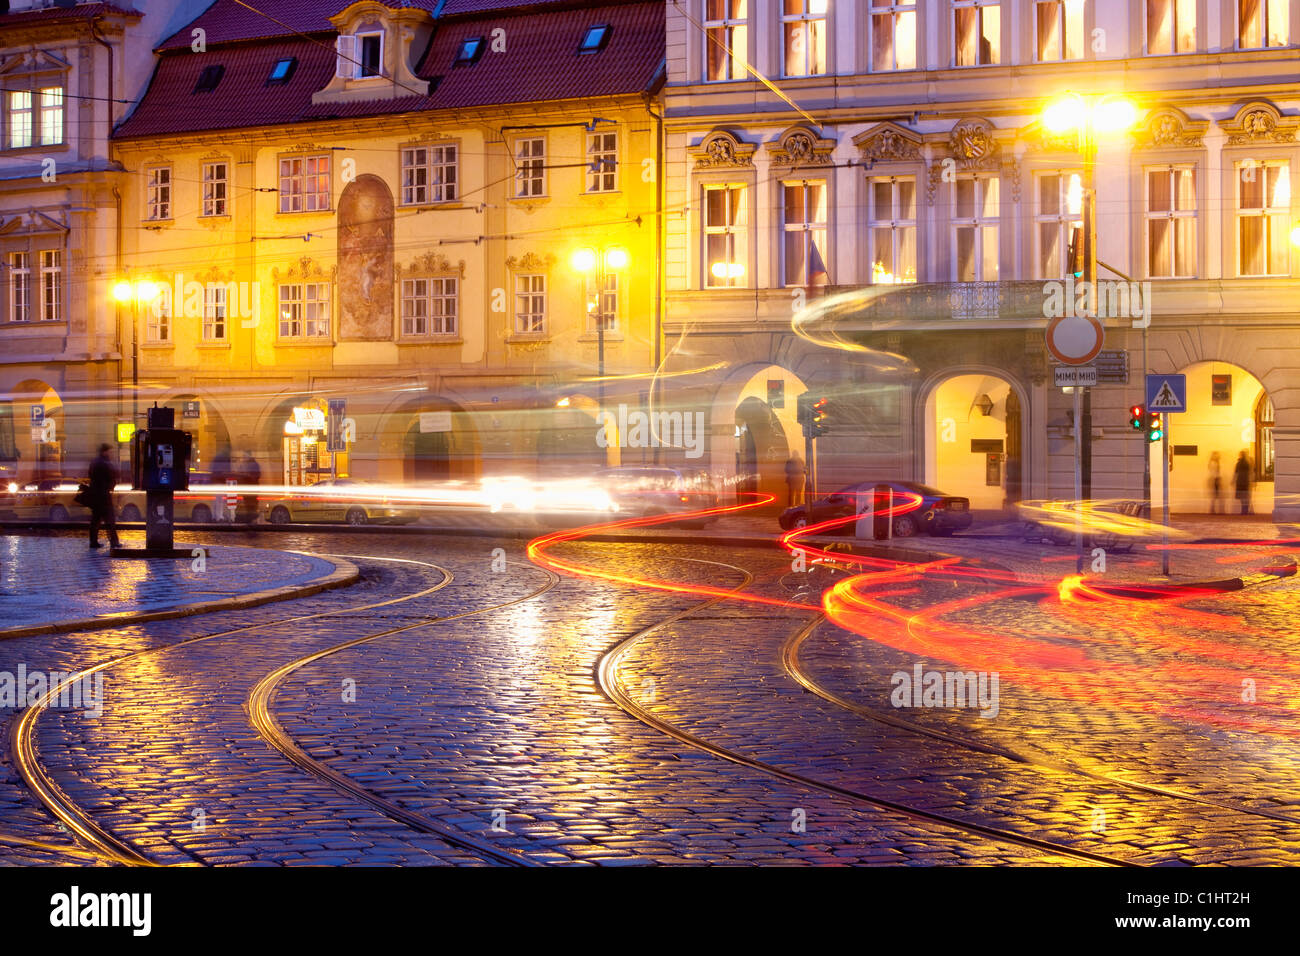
[785,455,806,507]
[1233,450,1253,515]
[1207,451,1224,514]
[86,444,121,549]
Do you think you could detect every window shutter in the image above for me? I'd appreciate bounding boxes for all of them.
[335,35,357,78]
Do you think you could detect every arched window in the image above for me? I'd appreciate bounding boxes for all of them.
[1255,392,1274,481]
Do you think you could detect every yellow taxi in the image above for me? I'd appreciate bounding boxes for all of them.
[262,478,419,526]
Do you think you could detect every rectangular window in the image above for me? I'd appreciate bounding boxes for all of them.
[705,0,748,81]
[202,162,228,217]
[39,250,59,322]
[1237,161,1290,276]
[335,35,357,78]
[515,138,545,197]
[514,275,546,333]
[703,184,748,287]
[1036,0,1085,61]
[147,288,171,342]
[401,277,458,335]
[867,176,917,284]
[8,91,32,149]
[203,285,227,340]
[782,180,828,287]
[278,283,331,338]
[8,253,30,322]
[1146,165,1197,277]
[1147,0,1196,53]
[587,132,617,192]
[1239,0,1289,48]
[585,273,618,332]
[952,175,999,281]
[38,87,62,145]
[279,154,331,213]
[783,0,827,77]
[870,0,917,72]
[955,1,1000,65]
[401,145,458,205]
[359,33,383,77]
[1035,171,1084,278]
[146,166,171,220]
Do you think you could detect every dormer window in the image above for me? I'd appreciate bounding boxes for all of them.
[359,33,383,77]
[267,57,297,85]
[579,25,611,53]
[335,31,384,79]
[455,37,485,65]
[193,64,224,94]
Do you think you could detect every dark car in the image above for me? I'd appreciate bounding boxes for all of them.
[778,480,973,537]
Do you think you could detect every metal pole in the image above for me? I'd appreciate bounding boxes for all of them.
[1162,415,1171,576]
[1074,385,1084,573]
[1142,325,1150,507]
[1084,124,1097,508]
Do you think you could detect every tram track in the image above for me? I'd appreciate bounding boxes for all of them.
[9,552,548,867]
[595,555,1136,867]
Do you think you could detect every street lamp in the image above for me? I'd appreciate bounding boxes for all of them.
[111,277,160,454]
[1042,92,1139,571]
[571,246,628,443]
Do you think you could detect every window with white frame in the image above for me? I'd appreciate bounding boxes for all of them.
[1237,160,1290,276]
[39,250,59,322]
[146,166,171,220]
[587,131,617,192]
[147,288,171,342]
[1239,0,1288,48]
[869,0,916,72]
[358,33,383,77]
[401,277,458,336]
[952,175,999,281]
[704,0,748,81]
[6,91,32,149]
[1147,0,1195,53]
[38,87,62,145]
[867,176,917,284]
[955,1,1000,65]
[703,184,748,287]
[782,180,828,286]
[782,0,827,77]
[8,253,30,322]
[1035,171,1083,278]
[514,138,545,197]
[1035,0,1085,61]
[585,273,618,332]
[203,285,227,340]
[202,162,228,217]
[279,154,331,213]
[278,283,332,338]
[401,145,458,205]
[514,274,546,333]
[1146,165,1197,277]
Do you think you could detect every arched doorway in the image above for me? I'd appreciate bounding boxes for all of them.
[536,398,605,476]
[1162,361,1273,514]
[2,379,64,481]
[401,404,478,482]
[735,395,789,503]
[160,393,231,478]
[925,373,1024,510]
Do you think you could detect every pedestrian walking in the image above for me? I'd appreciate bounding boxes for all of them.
[785,454,806,507]
[85,444,120,549]
[1207,451,1224,514]
[1233,450,1253,515]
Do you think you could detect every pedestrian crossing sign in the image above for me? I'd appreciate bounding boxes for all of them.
[1145,374,1186,413]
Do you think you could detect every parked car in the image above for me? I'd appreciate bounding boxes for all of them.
[593,466,720,527]
[261,478,419,526]
[778,480,973,537]
[4,477,85,522]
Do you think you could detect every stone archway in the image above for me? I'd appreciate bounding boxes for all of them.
[922,370,1030,511]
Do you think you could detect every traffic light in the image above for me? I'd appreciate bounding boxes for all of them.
[810,397,830,438]
[1147,411,1163,443]
[797,393,812,432]
[1129,404,1144,431]
[1067,200,1093,282]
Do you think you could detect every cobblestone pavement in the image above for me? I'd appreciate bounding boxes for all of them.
[1,528,1297,865]
[0,534,344,632]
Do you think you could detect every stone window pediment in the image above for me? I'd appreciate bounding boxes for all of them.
[690,130,756,170]
[1218,102,1299,146]
[766,126,835,167]
[853,122,922,165]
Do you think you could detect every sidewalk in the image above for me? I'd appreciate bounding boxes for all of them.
[0,534,356,638]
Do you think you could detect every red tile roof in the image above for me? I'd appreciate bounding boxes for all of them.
[117,1,663,139]
[0,2,140,26]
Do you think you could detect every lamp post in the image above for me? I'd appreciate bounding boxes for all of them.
[1044,93,1138,571]
[572,247,627,460]
[112,278,158,460]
